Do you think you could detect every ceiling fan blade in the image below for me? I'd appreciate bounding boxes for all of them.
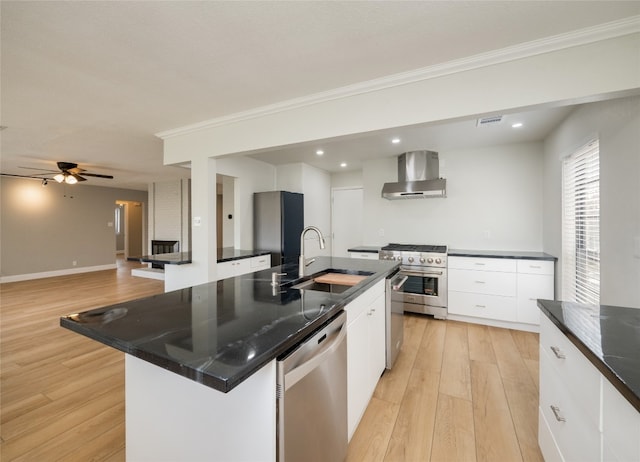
[67,167,86,174]
[71,173,87,182]
[82,173,114,179]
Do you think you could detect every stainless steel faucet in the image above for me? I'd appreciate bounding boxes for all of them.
[299,226,326,277]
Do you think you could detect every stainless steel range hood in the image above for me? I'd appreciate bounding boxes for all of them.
[381,151,446,199]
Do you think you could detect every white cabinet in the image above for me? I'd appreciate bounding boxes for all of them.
[538,314,601,462]
[516,261,554,324]
[345,279,385,441]
[539,314,640,462]
[217,254,271,280]
[448,256,554,328]
[603,379,640,462]
[349,251,379,260]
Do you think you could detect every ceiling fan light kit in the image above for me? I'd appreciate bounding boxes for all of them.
[7,161,115,185]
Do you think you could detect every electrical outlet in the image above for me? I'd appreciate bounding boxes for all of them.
[378,228,385,237]
[483,230,491,239]
[72,260,77,266]
[193,217,202,227]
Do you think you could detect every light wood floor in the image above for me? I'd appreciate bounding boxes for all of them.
[1,259,541,461]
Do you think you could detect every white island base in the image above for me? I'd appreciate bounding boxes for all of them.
[125,355,277,462]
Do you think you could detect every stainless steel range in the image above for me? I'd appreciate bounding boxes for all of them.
[380,243,447,319]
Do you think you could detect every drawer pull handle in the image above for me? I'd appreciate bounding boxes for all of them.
[550,405,566,422]
[530,265,541,269]
[550,346,566,359]
[475,263,486,266]
[475,304,486,308]
[474,281,486,284]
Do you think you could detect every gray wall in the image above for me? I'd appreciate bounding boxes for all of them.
[543,96,640,308]
[0,177,147,278]
[360,141,545,251]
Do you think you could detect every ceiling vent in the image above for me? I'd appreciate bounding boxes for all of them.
[476,115,504,127]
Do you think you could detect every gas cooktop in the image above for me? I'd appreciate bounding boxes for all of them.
[381,243,447,254]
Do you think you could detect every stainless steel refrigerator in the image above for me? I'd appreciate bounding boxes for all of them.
[253,191,304,266]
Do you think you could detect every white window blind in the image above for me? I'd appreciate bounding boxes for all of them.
[562,139,600,305]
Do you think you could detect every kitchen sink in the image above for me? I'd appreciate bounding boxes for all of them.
[291,279,351,294]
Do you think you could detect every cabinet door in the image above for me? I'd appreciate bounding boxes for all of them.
[347,308,369,441]
[603,379,640,462]
[516,273,553,324]
[368,293,386,386]
[217,261,235,280]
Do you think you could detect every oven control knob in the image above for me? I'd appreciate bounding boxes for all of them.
[419,257,425,263]
[435,258,442,264]
[427,257,434,264]
[408,256,414,263]
[396,256,402,261]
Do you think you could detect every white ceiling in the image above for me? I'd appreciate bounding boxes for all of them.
[1,1,638,189]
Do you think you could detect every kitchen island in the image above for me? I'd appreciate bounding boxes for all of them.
[60,256,398,461]
[537,300,640,462]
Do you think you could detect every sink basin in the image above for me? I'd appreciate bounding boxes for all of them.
[292,279,351,294]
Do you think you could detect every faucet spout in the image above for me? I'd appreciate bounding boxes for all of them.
[299,226,326,277]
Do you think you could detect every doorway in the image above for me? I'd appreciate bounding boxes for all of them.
[116,200,144,258]
[331,188,363,257]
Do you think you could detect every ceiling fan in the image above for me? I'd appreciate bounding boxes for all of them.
[15,161,115,184]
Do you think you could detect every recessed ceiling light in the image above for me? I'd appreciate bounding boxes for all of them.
[512,122,523,128]
[316,150,324,155]
[391,138,401,144]
[340,162,347,168]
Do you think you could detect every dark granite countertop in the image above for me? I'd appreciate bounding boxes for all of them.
[60,257,399,393]
[448,249,557,261]
[129,252,193,265]
[216,247,271,263]
[538,300,640,412]
[347,246,382,253]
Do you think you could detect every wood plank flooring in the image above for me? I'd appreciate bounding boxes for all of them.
[2,260,542,461]
[347,316,543,462]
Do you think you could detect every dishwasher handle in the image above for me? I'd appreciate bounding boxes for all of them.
[282,318,347,392]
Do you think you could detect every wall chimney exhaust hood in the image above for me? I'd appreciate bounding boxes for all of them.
[381,151,446,200]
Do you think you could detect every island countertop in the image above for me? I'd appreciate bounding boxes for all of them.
[538,299,640,412]
[60,256,399,393]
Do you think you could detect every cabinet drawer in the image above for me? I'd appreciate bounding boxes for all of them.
[540,314,601,428]
[349,252,378,260]
[448,256,516,272]
[449,268,516,296]
[540,347,601,462]
[448,291,516,321]
[346,279,384,325]
[250,255,271,269]
[517,259,554,275]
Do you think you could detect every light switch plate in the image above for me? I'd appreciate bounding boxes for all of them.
[193,217,202,226]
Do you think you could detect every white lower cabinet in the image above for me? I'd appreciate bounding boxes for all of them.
[345,279,385,441]
[539,314,640,462]
[448,256,554,328]
[217,254,271,280]
[603,379,640,462]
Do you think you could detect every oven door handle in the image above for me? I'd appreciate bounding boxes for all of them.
[391,275,409,291]
[400,269,444,277]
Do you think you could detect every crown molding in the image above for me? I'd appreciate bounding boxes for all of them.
[157,15,640,140]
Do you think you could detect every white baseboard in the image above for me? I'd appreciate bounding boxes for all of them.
[446,314,540,333]
[0,264,117,284]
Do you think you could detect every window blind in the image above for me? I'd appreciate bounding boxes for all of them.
[562,139,600,305]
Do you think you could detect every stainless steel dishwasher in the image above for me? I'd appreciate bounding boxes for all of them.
[276,311,347,462]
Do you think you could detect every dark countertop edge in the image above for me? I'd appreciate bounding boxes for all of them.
[448,249,557,261]
[347,246,381,253]
[60,265,397,394]
[216,249,271,263]
[538,301,640,413]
